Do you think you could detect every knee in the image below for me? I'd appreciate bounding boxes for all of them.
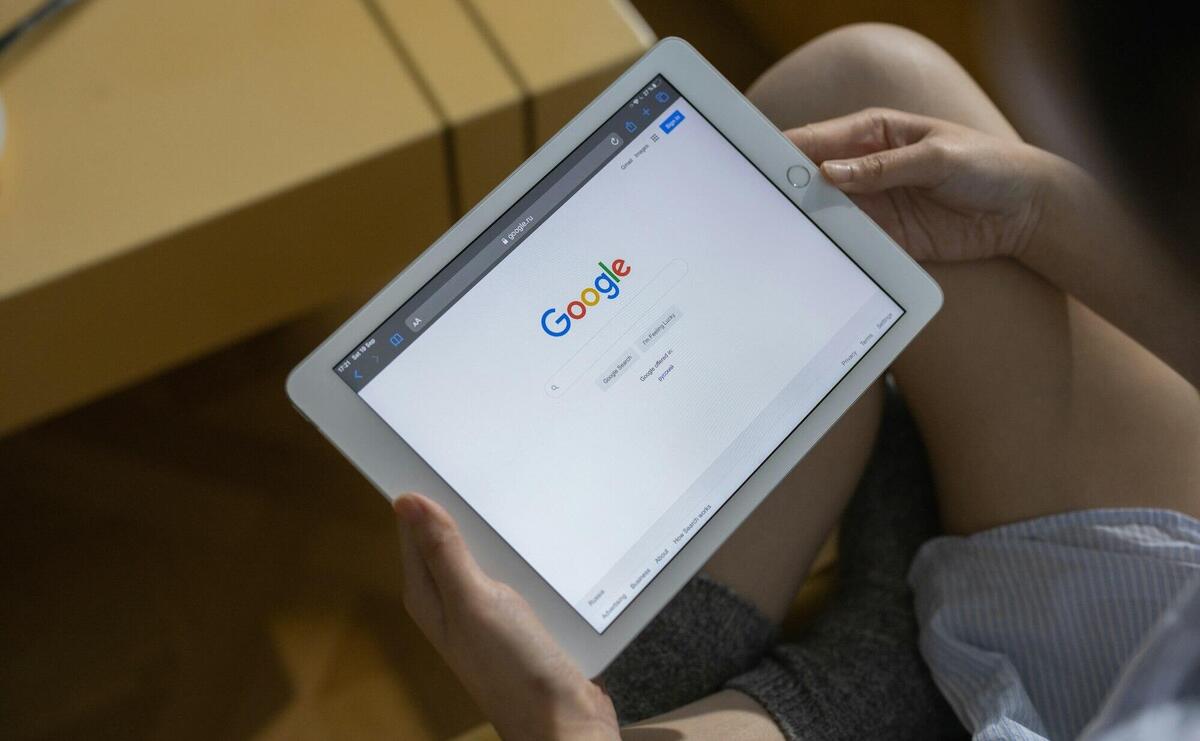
[806,22,957,80]
[749,23,970,125]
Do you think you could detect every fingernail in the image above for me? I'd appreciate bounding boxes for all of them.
[394,494,422,522]
[823,162,853,183]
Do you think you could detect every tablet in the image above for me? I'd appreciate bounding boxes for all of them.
[287,38,941,677]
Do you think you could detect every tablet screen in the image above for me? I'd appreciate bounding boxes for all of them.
[335,76,903,632]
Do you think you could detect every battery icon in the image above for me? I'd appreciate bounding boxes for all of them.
[502,238,509,245]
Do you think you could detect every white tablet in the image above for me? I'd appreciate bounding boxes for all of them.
[288,38,941,677]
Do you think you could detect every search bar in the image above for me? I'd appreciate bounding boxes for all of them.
[404,132,626,334]
[546,259,688,397]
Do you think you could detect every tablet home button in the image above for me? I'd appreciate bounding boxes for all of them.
[786,164,811,188]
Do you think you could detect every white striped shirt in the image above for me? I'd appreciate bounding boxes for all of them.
[910,508,1200,740]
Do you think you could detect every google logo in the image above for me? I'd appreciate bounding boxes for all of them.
[540,259,631,337]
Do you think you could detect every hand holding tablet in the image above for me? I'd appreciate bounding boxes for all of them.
[394,492,621,740]
[288,38,941,677]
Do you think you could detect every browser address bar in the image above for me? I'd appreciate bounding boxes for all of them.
[404,132,626,334]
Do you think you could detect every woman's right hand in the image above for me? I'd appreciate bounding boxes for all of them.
[786,108,1064,263]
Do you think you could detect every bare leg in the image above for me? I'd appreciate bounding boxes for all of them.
[624,690,786,740]
[704,17,1024,634]
[898,260,1200,534]
[748,23,1200,533]
[702,381,881,623]
[628,22,1199,738]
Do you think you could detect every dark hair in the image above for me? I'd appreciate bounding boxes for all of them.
[1063,2,1200,256]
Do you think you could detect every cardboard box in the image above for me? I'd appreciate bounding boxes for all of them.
[465,0,654,146]
[373,0,526,213]
[0,0,452,435]
[0,0,654,436]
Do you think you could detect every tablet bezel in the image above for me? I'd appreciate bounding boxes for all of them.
[287,37,941,678]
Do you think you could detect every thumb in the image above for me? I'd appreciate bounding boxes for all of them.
[821,140,948,194]
[395,494,483,602]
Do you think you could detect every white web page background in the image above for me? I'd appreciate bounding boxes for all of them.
[361,99,897,616]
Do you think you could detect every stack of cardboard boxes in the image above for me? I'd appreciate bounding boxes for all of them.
[0,0,652,435]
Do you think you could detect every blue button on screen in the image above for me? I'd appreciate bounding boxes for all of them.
[660,110,685,134]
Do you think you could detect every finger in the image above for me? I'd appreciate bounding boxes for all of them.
[395,493,484,603]
[397,509,444,639]
[820,139,949,194]
[785,108,934,164]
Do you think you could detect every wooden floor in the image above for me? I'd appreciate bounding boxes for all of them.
[0,303,486,740]
[0,297,840,740]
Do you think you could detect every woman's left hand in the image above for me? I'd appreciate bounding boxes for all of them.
[395,493,620,741]
[786,108,1056,263]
